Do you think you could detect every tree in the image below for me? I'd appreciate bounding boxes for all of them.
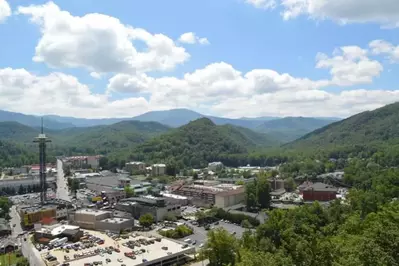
[202,228,239,266]
[68,178,80,196]
[256,174,271,209]
[139,213,154,228]
[18,184,25,195]
[193,172,199,180]
[164,213,177,222]
[124,186,135,198]
[285,177,296,192]
[236,180,245,185]
[16,257,29,266]
[245,182,257,210]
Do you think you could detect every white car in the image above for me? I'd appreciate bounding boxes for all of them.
[199,243,204,248]
[117,259,123,263]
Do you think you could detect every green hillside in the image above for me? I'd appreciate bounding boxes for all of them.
[0,140,35,167]
[256,117,335,142]
[130,118,277,168]
[287,102,399,151]
[0,120,171,164]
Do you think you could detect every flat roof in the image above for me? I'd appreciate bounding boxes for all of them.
[43,230,195,266]
[98,218,131,224]
[75,209,111,216]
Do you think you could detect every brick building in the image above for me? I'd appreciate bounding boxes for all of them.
[302,182,337,201]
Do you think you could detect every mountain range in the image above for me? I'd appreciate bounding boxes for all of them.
[288,102,399,151]
[0,108,339,143]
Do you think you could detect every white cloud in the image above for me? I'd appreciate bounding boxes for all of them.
[17,1,189,74]
[0,0,11,23]
[0,68,150,118]
[245,0,399,27]
[90,72,102,79]
[107,62,329,103]
[316,46,383,86]
[369,40,399,62]
[178,32,210,45]
[245,0,276,9]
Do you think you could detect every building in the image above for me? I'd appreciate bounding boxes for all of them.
[174,184,245,208]
[208,162,224,172]
[152,164,166,176]
[218,177,256,185]
[302,182,337,201]
[63,155,101,169]
[118,177,131,188]
[160,192,189,206]
[116,196,181,222]
[19,202,71,228]
[125,161,146,173]
[0,176,56,190]
[214,187,245,208]
[270,179,285,190]
[34,224,84,243]
[71,209,134,233]
[0,239,18,254]
[0,218,11,237]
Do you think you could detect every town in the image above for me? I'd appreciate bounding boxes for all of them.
[0,150,349,266]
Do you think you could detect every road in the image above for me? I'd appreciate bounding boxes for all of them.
[56,159,71,202]
[9,206,44,266]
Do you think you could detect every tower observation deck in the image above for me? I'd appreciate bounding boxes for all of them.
[33,118,51,205]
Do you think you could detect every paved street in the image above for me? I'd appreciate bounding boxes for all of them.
[9,206,44,266]
[56,159,70,202]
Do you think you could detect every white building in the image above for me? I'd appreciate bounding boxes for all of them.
[125,161,146,172]
[152,164,166,176]
[208,162,224,172]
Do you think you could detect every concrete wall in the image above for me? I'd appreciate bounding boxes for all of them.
[214,193,245,208]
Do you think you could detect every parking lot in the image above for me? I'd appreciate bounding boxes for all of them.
[179,220,246,248]
[39,229,195,266]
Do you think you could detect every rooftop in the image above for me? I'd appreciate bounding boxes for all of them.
[98,217,131,224]
[75,209,111,216]
[305,182,338,192]
[44,230,195,266]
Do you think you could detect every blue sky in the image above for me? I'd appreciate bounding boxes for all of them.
[0,0,399,118]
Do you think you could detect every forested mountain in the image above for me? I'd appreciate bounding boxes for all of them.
[0,120,170,166]
[0,108,338,142]
[288,102,399,150]
[130,118,277,168]
[0,110,74,129]
[0,140,35,167]
[257,117,336,142]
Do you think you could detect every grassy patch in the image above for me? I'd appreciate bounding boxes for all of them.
[0,252,25,266]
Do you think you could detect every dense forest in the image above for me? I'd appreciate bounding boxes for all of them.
[201,164,399,266]
[129,118,277,169]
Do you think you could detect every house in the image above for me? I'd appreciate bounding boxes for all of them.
[302,182,337,201]
[125,162,146,173]
[208,162,224,172]
[0,218,11,237]
[152,164,166,176]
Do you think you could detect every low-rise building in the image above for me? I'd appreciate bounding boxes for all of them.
[19,203,71,228]
[116,196,181,222]
[302,182,337,201]
[34,224,83,243]
[208,162,224,172]
[152,164,166,176]
[0,218,11,237]
[125,161,146,173]
[71,209,134,233]
[174,184,245,208]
